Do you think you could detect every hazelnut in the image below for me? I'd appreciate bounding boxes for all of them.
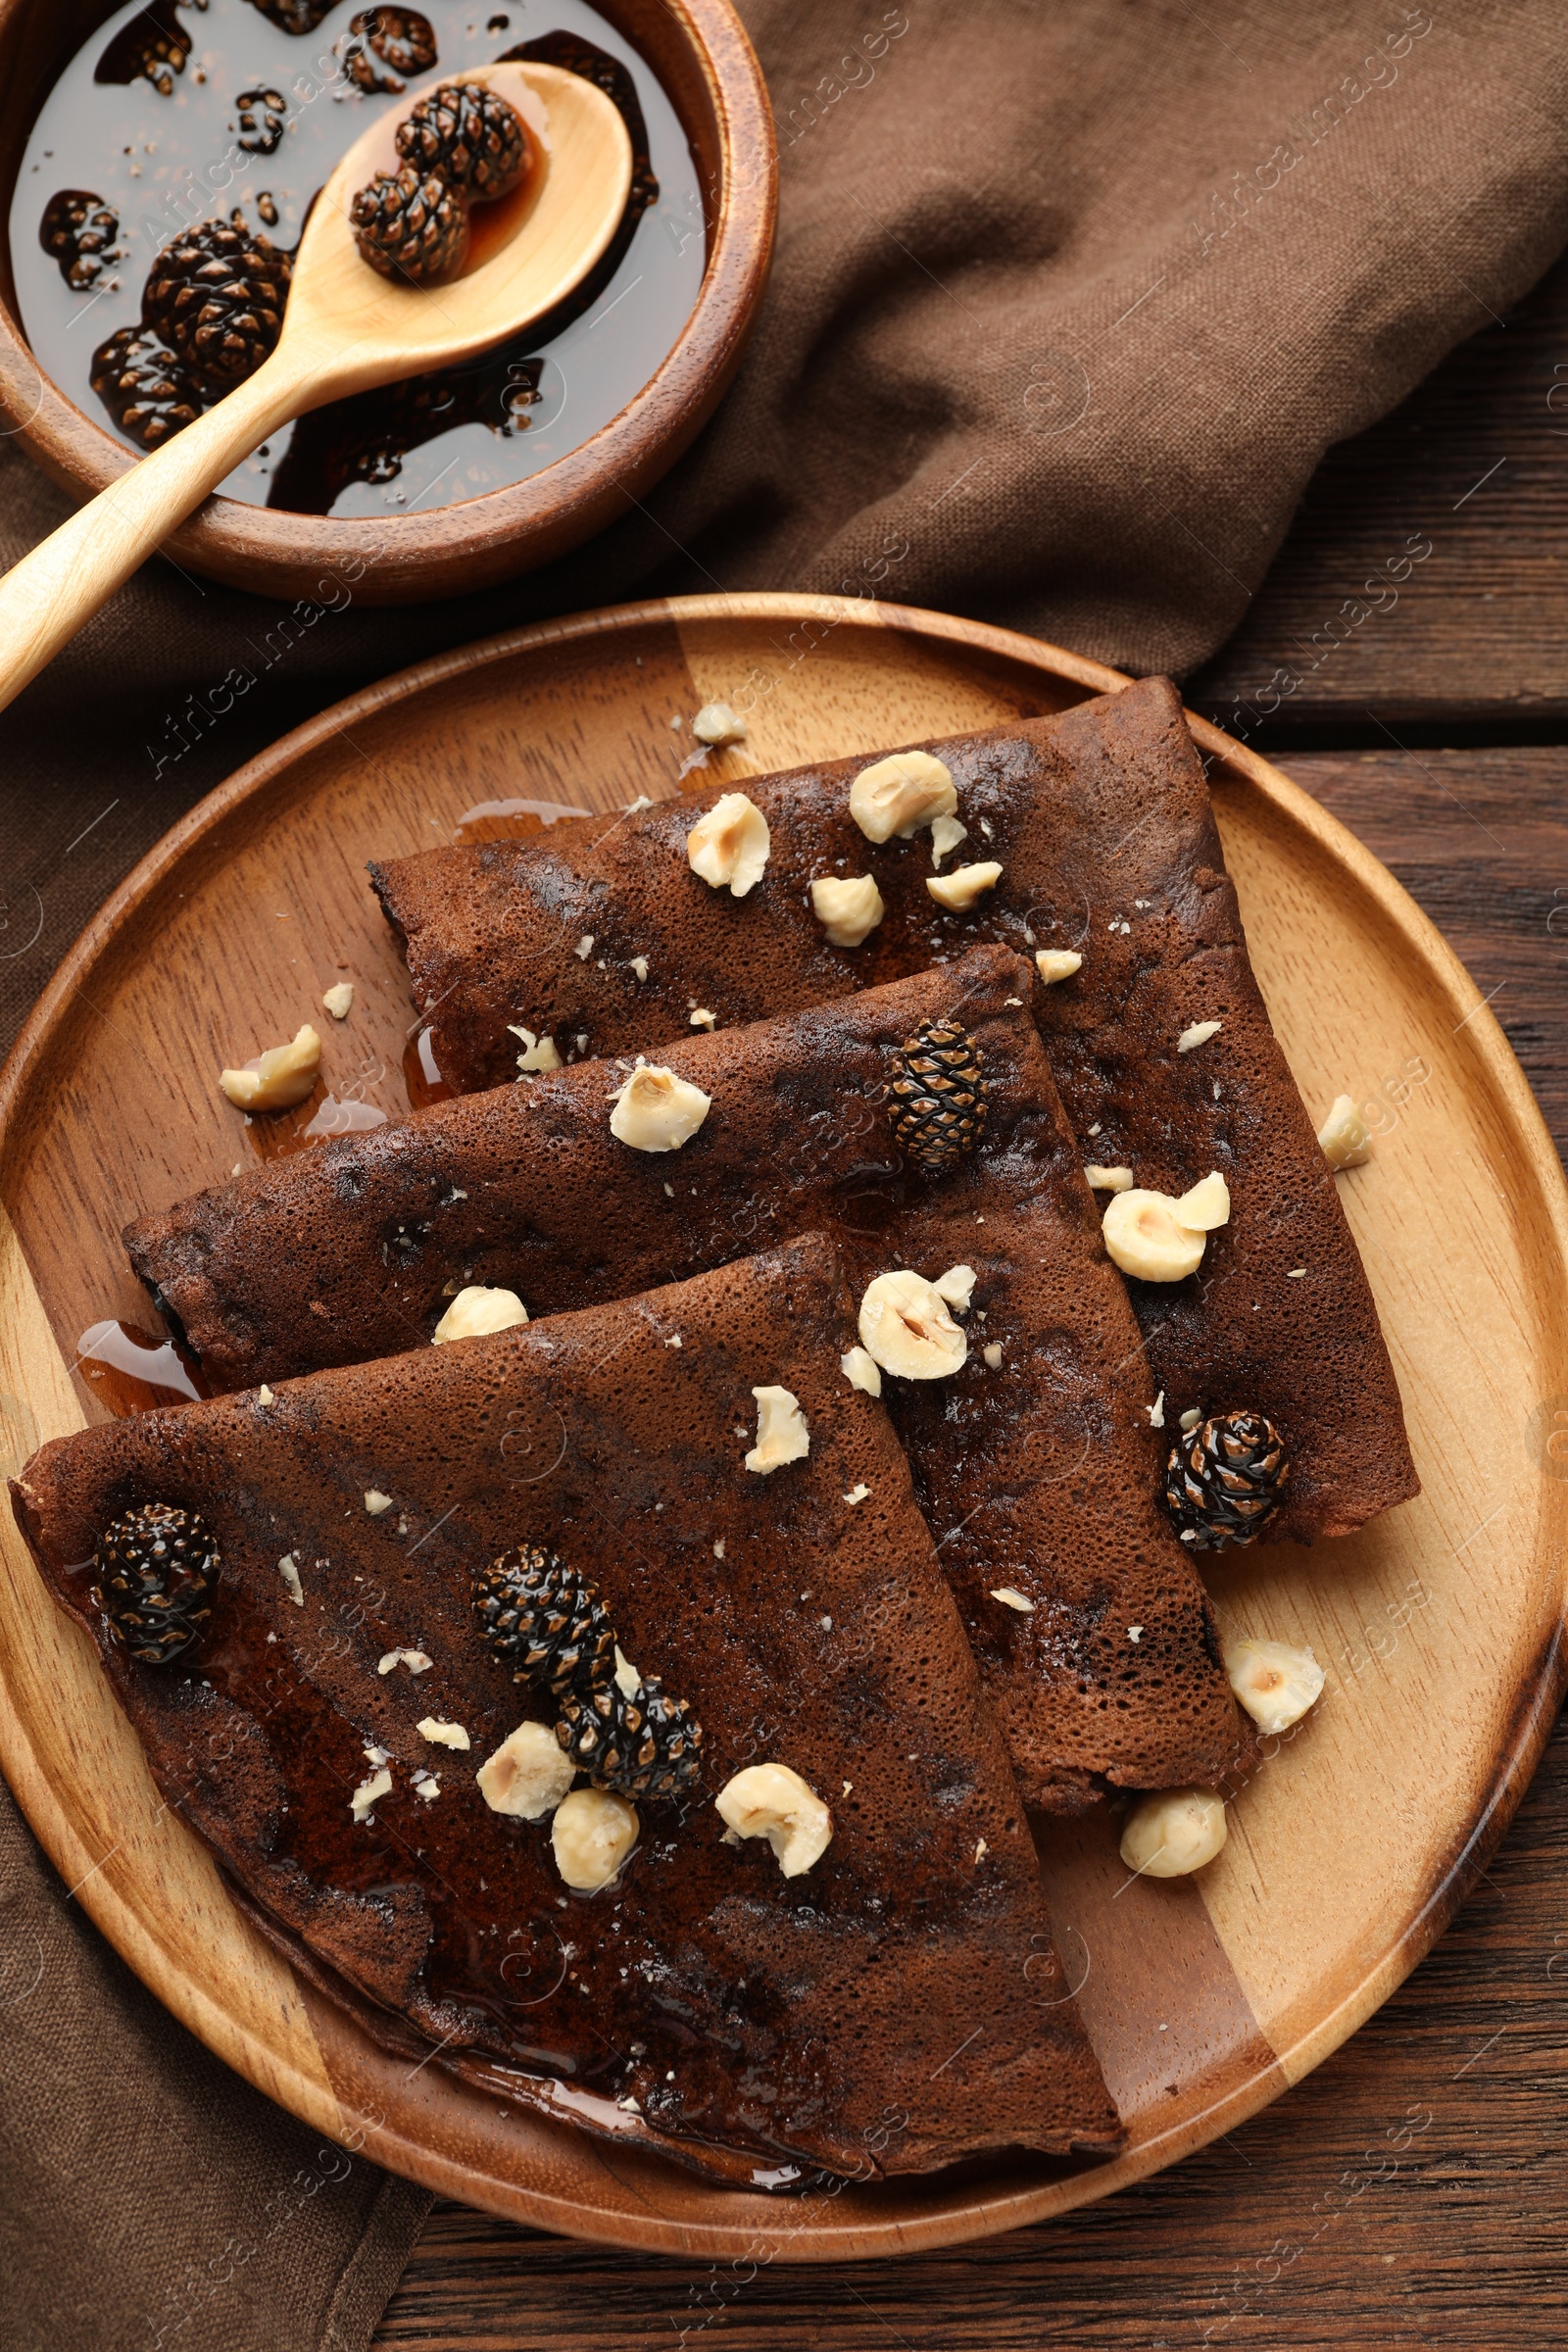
[417,1718,470,1749]
[431,1285,528,1344]
[1173,1171,1231,1230]
[476,1720,575,1821]
[689,1007,717,1029]
[931,1262,975,1310]
[376,1647,431,1675]
[840,1346,882,1396]
[1102,1189,1206,1282]
[858,1269,967,1380]
[220,1023,321,1112]
[364,1490,394,1516]
[1318,1094,1372,1169]
[1035,949,1082,984]
[552,1787,640,1890]
[929,813,968,865]
[810,872,885,948]
[686,792,771,897]
[321,982,354,1020]
[609,1063,711,1152]
[1084,1164,1134,1192]
[509,1024,562,1074]
[1119,1788,1227,1877]
[1223,1638,1324,1735]
[983,1341,1004,1369]
[714,1761,833,1877]
[849,751,957,843]
[926,860,1002,911]
[745,1385,809,1473]
[1177,1019,1223,1054]
[350,1765,392,1823]
[692,701,748,747]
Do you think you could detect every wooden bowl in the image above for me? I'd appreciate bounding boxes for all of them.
[0,0,774,604]
[2,595,1566,2258]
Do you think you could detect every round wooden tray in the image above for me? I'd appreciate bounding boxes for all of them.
[2,596,1565,2260]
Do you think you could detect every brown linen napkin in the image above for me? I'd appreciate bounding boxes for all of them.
[1,0,1567,2337]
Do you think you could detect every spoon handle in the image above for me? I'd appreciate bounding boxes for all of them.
[0,354,311,717]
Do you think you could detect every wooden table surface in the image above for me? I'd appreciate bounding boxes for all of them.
[6,246,1565,2352]
[368,257,1568,2349]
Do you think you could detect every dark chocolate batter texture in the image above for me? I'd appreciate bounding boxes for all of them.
[370,677,1417,1544]
[126,950,1244,1810]
[13,1235,1122,2180]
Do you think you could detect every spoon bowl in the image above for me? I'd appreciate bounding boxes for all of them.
[0,62,634,713]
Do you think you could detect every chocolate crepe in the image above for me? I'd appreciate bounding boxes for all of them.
[370,677,1416,1544]
[12,1234,1122,2180]
[126,949,1244,1810]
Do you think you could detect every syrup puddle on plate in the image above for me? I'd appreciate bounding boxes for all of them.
[75,1319,209,1414]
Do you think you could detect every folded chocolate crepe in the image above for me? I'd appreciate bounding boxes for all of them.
[13,1234,1122,2180]
[127,948,1244,1810]
[370,676,1416,1544]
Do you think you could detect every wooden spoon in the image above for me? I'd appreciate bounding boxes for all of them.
[0,64,632,712]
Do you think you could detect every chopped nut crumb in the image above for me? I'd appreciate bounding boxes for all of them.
[1287,1267,1307,1279]
[1317,1093,1373,1169]
[575,935,595,959]
[350,1766,391,1823]
[1085,1164,1134,1192]
[990,1587,1035,1613]
[220,1024,321,1113]
[745,1386,809,1474]
[321,982,354,1020]
[509,1025,562,1074]
[974,1838,988,1862]
[613,1644,642,1698]
[257,1384,274,1405]
[417,1717,470,1749]
[689,1007,717,1029]
[983,1342,1004,1370]
[932,1263,976,1311]
[691,701,748,747]
[365,1490,393,1515]
[630,956,650,983]
[1177,1019,1223,1054]
[926,860,1002,911]
[929,812,968,866]
[277,1553,304,1607]
[843,1483,870,1505]
[415,1777,440,1801]
[1128,1625,1144,1642]
[1147,1391,1165,1429]
[1034,949,1083,984]
[840,1346,882,1396]
[1179,1406,1201,1432]
[377,1648,432,1675]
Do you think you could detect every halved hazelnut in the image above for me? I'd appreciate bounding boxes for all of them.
[1318,1094,1372,1169]
[609,1063,711,1152]
[1102,1190,1206,1282]
[1223,1638,1324,1735]
[431,1285,528,1343]
[849,751,957,843]
[1119,1788,1227,1877]
[220,1023,321,1112]
[477,1720,575,1821]
[552,1787,639,1890]
[810,873,885,948]
[745,1385,809,1473]
[686,792,770,897]
[714,1761,833,1877]
[858,1269,967,1380]
[926,860,1002,911]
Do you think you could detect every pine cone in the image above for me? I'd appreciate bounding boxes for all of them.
[1164,1409,1290,1549]
[887,1016,989,1174]
[396,82,527,201]
[93,1502,220,1666]
[40,190,122,290]
[556,1677,704,1799]
[90,327,204,449]
[473,1545,614,1696]
[350,167,468,285]
[233,86,288,157]
[141,220,291,395]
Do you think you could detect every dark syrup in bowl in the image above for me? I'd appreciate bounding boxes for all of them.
[11,0,706,518]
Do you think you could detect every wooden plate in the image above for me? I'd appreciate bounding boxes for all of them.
[2,595,1565,2260]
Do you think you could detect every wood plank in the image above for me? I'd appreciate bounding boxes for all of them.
[376,743,1568,2344]
[1191,256,1568,743]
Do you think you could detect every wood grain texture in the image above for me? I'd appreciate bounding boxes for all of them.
[374,742,1568,2344]
[0,603,1564,2269]
[0,0,776,604]
[1192,252,1568,743]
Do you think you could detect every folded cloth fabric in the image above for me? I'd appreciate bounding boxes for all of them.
[2,0,1566,2335]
